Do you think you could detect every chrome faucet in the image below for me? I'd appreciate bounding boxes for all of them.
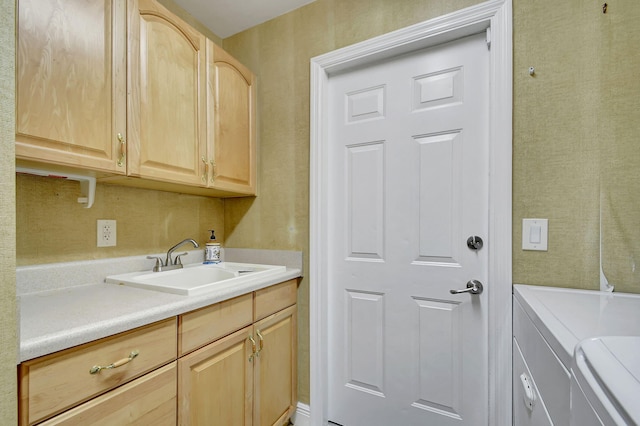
[147,238,199,272]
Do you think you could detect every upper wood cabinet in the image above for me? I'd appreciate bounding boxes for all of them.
[16,0,127,174]
[127,0,207,186]
[16,0,257,197]
[206,42,257,195]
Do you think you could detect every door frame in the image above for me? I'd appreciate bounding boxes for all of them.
[309,1,512,425]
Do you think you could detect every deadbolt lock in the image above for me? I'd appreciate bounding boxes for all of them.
[467,236,483,250]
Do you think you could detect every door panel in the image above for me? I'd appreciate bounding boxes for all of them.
[328,32,489,426]
[346,142,385,260]
[345,290,385,396]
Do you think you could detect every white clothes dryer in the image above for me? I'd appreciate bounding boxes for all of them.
[571,336,640,426]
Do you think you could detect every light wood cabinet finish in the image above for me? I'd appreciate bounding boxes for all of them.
[20,318,177,424]
[19,318,177,425]
[19,280,297,425]
[39,362,177,426]
[206,42,257,195]
[178,293,253,356]
[178,280,298,426]
[16,0,127,174]
[254,279,298,322]
[17,0,257,198]
[254,305,297,426]
[178,326,254,426]
[127,0,207,186]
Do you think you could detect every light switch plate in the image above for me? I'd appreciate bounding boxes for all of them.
[522,218,548,251]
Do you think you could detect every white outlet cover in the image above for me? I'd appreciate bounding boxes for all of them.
[97,220,117,247]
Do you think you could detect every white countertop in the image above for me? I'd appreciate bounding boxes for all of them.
[20,268,300,362]
[18,250,302,363]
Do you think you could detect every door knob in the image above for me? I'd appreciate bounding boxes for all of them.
[467,236,483,250]
[450,280,483,295]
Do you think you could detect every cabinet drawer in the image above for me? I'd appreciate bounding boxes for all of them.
[179,293,253,356]
[20,318,177,425]
[39,362,177,426]
[254,279,297,321]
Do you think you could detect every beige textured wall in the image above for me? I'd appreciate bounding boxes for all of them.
[0,0,17,422]
[222,0,481,406]
[16,176,224,265]
[597,2,640,294]
[513,0,640,293]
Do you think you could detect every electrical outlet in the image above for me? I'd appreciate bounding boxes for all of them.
[97,220,117,247]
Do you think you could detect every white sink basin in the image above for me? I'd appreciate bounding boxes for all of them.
[106,262,287,296]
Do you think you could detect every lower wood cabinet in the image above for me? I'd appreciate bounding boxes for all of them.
[18,279,298,426]
[19,319,177,425]
[178,281,298,426]
[178,326,253,425]
[253,305,297,426]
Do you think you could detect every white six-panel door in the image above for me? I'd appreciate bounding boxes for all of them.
[327,32,489,426]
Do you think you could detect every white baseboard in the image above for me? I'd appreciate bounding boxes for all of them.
[291,402,310,426]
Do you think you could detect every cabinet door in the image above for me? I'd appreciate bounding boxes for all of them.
[178,326,253,426]
[254,305,297,426]
[16,0,127,174]
[128,0,207,186]
[207,42,257,195]
[38,362,177,426]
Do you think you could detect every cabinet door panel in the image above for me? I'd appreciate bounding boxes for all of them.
[255,305,297,426]
[128,0,206,185]
[208,42,256,194]
[16,0,126,173]
[178,326,253,426]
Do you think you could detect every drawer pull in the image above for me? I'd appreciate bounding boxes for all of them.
[89,350,139,374]
[256,329,264,357]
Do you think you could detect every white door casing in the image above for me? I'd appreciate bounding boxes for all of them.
[327,32,489,426]
[310,1,512,425]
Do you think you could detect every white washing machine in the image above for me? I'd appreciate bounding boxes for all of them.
[513,285,640,426]
[571,336,640,426]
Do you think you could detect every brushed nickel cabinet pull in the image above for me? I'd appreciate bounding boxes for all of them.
[89,350,139,374]
[116,133,126,167]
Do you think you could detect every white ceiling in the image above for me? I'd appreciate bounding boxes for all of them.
[173,0,316,38]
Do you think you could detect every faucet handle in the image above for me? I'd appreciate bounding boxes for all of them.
[173,252,189,266]
[146,256,163,272]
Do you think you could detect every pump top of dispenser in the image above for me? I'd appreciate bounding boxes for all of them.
[209,230,216,241]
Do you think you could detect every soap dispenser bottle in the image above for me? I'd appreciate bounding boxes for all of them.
[204,230,221,264]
